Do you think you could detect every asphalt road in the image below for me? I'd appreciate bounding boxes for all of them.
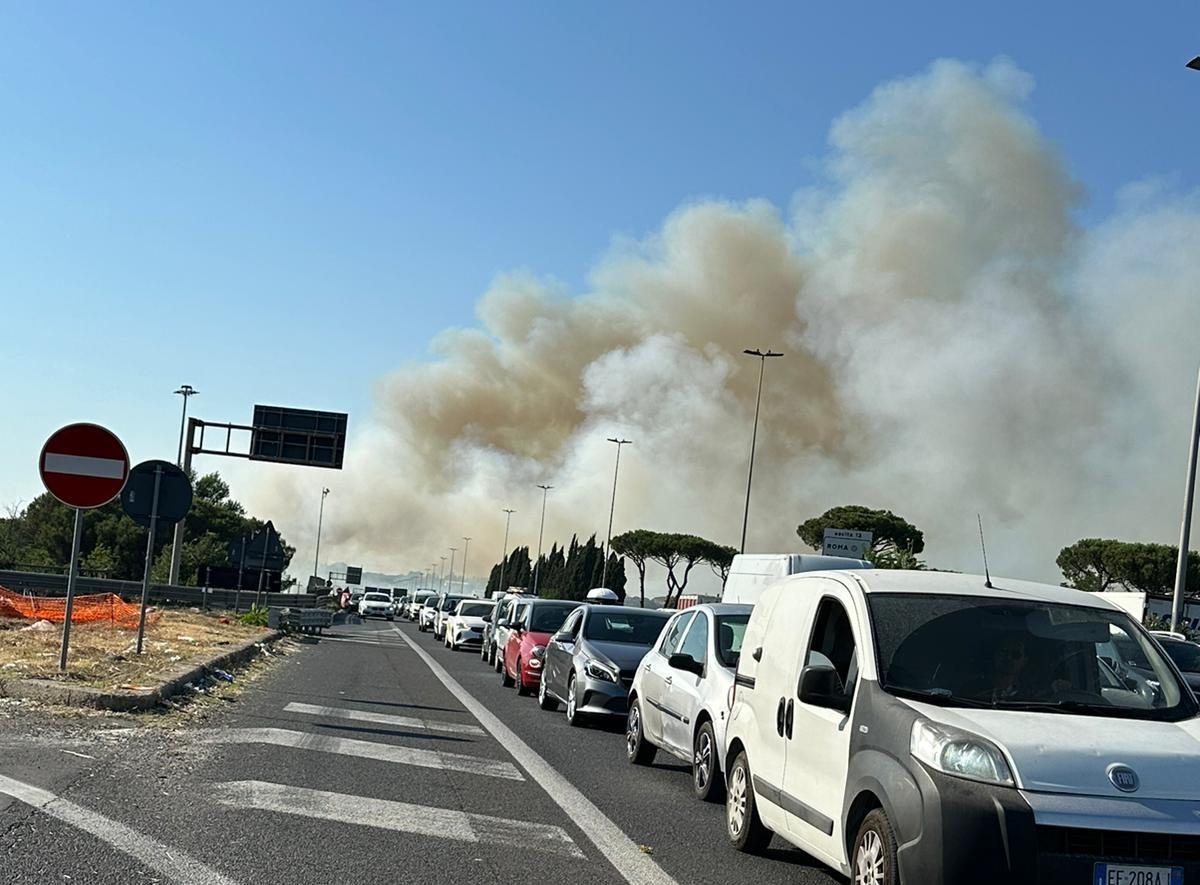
[0,616,844,885]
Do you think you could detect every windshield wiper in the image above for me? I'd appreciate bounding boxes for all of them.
[883,685,992,708]
[989,699,1103,714]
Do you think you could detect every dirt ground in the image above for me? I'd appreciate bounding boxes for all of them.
[0,609,270,689]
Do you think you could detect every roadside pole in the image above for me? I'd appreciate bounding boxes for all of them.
[135,465,164,654]
[235,536,246,614]
[168,418,198,586]
[58,510,84,672]
[1171,366,1200,632]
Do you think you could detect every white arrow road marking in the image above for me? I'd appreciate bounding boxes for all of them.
[213,780,584,858]
[283,701,483,736]
[42,453,126,478]
[0,774,237,885]
[393,626,681,885]
[206,727,522,780]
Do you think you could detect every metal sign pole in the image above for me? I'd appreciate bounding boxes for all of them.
[135,466,164,655]
[168,418,198,585]
[235,536,246,613]
[58,508,84,672]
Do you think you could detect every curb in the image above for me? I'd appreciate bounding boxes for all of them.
[0,630,285,712]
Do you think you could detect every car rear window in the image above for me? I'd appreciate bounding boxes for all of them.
[584,610,671,645]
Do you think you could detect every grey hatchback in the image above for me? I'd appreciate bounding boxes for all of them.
[538,604,672,726]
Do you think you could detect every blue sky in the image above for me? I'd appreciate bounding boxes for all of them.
[2,0,1198,508]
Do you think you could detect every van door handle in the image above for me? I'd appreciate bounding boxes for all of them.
[785,698,794,739]
[776,698,786,736]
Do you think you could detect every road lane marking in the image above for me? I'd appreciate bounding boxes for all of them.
[213,780,584,858]
[393,627,681,885]
[314,635,412,647]
[283,701,483,736]
[206,727,522,780]
[0,773,237,885]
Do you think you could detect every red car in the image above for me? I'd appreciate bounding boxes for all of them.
[501,599,581,695]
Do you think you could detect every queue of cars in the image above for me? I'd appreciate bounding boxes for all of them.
[394,561,1200,885]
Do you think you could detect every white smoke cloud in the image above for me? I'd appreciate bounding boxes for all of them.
[246,58,1200,593]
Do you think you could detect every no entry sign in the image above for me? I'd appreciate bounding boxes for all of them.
[39,423,130,509]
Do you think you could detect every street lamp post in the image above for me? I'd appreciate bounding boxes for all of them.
[497,509,515,597]
[439,556,447,592]
[174,385,198,467]
[447,547,457,595]
[313,488,330,584]
[740,349,783,554]
[601,438,632,589]
[1171,57,1200,632]
[461,537,471,594]
[532,485,552,596]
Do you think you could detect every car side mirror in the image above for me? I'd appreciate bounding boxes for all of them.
[552,630,574,644]
[668,653,704,676]
[798,663,851,715]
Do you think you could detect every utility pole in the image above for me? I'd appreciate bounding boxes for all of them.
[497,509,515,598]
[313,487,330,585]
[461,537,471,594]
[174,385,198,466]
[740,349,783,554]
[601,438,632,589]
[1172,56,1200,632]
[532,485,552,597]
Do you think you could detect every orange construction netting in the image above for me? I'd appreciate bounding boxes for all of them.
[0,585,158,629]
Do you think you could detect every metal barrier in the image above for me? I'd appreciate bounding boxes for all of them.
[0,570,321,612]
[269,607,333,634]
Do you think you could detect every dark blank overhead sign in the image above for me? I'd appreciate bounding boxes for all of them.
[250,406,347,469]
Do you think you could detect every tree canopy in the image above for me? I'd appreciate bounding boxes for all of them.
[485,535,626,602]
[1057,538,1198,597]
[611,529,737,608]
[797,505,925,565]
[0,471,294,587]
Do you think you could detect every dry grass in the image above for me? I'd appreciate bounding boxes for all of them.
[0,609,269,689]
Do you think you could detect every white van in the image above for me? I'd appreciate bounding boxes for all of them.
[724,569,1200,885]
[720,553,870,605]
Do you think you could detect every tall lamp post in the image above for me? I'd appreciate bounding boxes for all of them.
[174,385,198,467]
[497,509,515,597]
[461,537,471,594]
[740,349,783,554]
[1171,55,1200,632]
[601,438,632,588]
[532,485,553,596]
[313,487,330,584]
[447,547,457,595]
[439,556,447,592]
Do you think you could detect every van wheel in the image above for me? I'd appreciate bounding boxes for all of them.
[625,701,656,765]
[851,809,898,885]
[538,674,559,711]
[692,721,723,802]
[726,751,771,853]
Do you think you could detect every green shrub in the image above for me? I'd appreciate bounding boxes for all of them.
[238,605,269,627]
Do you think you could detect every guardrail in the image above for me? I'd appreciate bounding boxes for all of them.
[268,607,334,634]
[0,569,321,612]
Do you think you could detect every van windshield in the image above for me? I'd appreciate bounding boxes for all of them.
[868,594,1196,721]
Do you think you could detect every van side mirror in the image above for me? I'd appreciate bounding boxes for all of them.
[798,663,851,715]
[497,618,510,628]
[668,653,704,676]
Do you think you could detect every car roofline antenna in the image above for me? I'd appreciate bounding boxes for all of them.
[977,514,993,589]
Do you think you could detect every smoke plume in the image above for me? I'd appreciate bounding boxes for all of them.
[249,58,1200,590]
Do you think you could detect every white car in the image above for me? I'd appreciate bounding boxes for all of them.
[491,597,529,673]
[626,603,752,801]
[358,592,394,620]
[418,598,439,632]
[443,599,497,650]
[723,569,1200,885]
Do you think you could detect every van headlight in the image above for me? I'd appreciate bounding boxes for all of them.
[584,659,619,683]
[910,719,1014,786]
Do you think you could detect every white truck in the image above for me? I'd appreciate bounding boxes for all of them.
[720,553,870,605]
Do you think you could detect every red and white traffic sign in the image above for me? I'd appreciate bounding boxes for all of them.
[39,423,130,509]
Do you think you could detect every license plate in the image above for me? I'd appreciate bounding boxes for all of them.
[1094,863,1183,885]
